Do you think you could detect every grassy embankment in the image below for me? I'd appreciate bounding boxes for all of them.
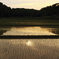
[0,16,59,35]
[0,16,59,27]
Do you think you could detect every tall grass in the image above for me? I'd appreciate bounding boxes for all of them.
[0,17,59,26]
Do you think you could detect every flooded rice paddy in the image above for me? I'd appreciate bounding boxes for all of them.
[1,26,59,35]
[0,26,59,59]
[0,39,59,59]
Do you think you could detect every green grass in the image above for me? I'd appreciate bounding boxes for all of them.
[0,17,59,26]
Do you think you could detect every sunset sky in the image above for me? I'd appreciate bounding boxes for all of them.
[0,0,59,10]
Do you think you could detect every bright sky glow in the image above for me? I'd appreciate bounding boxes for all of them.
[0,0,59,10]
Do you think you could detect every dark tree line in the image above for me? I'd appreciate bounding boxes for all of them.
[0,2,41,17]
[0,2,11,17]
[0,2,59,18]
[40,3,59,16]
[11,8,41,17]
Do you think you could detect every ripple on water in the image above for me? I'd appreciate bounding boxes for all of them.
[0,39,59,59]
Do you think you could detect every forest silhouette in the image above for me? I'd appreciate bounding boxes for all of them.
[0,2,59,17]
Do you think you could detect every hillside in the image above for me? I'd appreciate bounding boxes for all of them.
[0,2,59,18]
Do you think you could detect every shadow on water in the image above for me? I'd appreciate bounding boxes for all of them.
[41,25,59,35]
[0,30,7,36]
[0,27,11,36]
[51,29,59,35]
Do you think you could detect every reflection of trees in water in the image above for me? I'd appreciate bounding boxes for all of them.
[41,26,59,35]
[0,30,7,36]
[51,29,59,35]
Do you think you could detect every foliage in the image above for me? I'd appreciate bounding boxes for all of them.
[0,2,59,18]
[40,3,59,16]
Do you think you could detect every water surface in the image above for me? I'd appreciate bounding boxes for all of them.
[0,39,59,59]
[2,26,58,35]
[0,26,59,59]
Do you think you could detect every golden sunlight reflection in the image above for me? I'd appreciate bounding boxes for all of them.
[26,41,33,46]
[0,39,59,59]
[3,26,56,35]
